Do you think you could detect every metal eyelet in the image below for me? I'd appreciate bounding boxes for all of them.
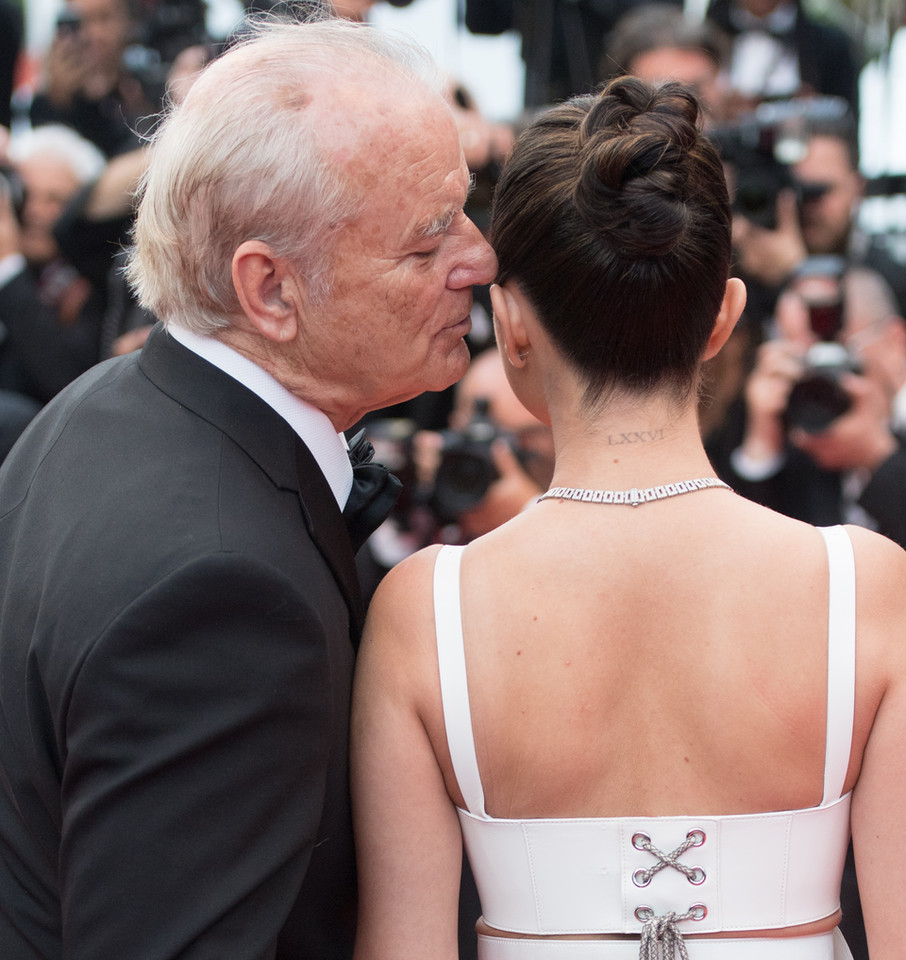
[690,903,708,921]
[635,906,654,922]
[686,829,706,847]
[632,832,650,850]
[632,868,652,888]
[688,867,706,885]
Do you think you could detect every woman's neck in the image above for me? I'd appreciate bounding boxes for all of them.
[546,391,716,492]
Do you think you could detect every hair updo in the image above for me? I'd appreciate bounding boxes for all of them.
[491,76,732,405]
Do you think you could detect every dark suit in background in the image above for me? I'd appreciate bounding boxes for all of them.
[0,0,21,130]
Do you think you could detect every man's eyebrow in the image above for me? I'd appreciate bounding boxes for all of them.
[413,175,477,242]
[416,210,455,242]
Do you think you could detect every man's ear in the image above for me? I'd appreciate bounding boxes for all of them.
[232,240,300,342]
[490,282,531,369]
[704,277,747,361]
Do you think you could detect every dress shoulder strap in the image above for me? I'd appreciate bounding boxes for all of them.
[433,544,488,818]
[817,525,856,806]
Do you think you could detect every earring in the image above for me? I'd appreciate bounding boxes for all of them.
[518,351,529,362]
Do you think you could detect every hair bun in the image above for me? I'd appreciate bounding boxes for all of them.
[574,79,701,257]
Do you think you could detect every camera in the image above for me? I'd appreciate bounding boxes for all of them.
[429,399,507,524]
[362,401,545,530]
[783,256,855,434]
[363,401,531,527]
[711,97,850,230]
[785,341,858,434]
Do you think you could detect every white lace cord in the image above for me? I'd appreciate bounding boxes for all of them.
[633,833,701,885]
[638,908,696,960]
[633,832,707,959]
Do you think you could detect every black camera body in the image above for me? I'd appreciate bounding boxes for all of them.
[711,97,850,230]
[782,256,853,434]
[785,342,858,434]
[362,402,537,528]
[430,399,505,524]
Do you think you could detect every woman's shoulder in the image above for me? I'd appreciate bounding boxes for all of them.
[369,543,447,610]
[358,545,455,715]
[361,545,449,656]
[843,524,906,634]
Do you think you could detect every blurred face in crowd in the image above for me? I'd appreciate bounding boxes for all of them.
[299,86,497,418]
[16,154,81,265]
[452,350,555,474]
[629,47,725,126]
[775,271,904,392]
[451,349,555,540]
[793,135,864,255]
[66,0,132,73]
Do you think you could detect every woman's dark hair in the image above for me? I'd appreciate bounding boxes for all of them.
[490,76,732,406]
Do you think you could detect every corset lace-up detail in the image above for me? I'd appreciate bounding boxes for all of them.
[632,831,708,958]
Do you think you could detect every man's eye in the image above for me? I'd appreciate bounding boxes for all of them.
[414,247,440,260]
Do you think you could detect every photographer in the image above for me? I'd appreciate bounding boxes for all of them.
[432,347,555,542]
[28,0,152,158]
[359,348,555,595]
[0,124,110,405]
[602,3,734,127]
[725,102,906,329]
[706,0,861,116]
[726,262,906,547]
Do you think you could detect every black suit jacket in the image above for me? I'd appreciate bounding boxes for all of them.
[0,323,360,959]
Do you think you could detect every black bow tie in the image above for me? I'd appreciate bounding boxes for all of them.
[343,429,402,553]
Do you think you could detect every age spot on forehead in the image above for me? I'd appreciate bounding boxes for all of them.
[276,90,312,112]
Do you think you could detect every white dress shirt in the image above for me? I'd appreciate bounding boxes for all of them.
[167,323,353,511]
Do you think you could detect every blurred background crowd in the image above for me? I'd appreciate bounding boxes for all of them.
[0,0,904,955]
[1,0,905,574]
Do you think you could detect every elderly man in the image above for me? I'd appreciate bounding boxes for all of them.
[0,17,495,960]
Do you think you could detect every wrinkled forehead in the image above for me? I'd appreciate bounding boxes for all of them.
[310,73,452,170]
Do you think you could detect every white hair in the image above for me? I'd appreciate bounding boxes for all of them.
[126,16,444,334]
[8,125,106,186]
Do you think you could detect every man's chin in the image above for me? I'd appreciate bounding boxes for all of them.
[439,339,473,389]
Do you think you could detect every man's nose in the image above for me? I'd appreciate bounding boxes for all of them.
[448,218,498,289]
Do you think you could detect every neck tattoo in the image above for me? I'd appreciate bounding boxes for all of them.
[607,429,665,446]
[538,477,733,507]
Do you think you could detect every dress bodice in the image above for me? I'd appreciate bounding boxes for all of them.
[433,527,856,956]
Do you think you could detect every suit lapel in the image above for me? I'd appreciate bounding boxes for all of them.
[139,323,364,642]
[295,440,365,640]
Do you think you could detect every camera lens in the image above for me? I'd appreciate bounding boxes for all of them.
[785,343,854,433]
[430,451,498,522]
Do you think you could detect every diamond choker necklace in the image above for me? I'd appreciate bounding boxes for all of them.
[538,477,732,508]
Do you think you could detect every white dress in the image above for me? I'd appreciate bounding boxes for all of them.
[433,526,856,959]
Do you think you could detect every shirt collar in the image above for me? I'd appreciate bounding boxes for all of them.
[167,323,353,510]
[730,2,797,33]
